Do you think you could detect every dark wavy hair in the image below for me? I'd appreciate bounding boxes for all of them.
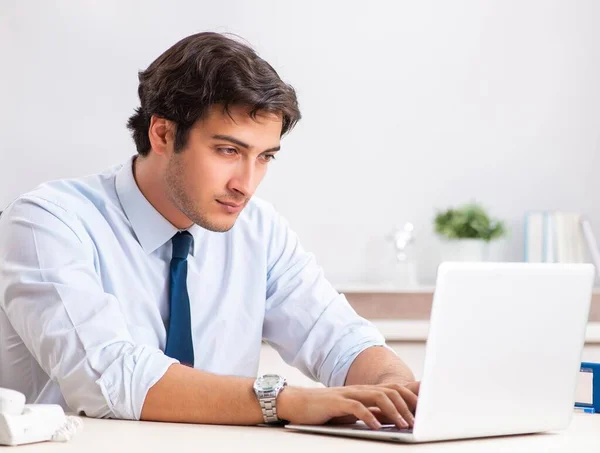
[127,32,301,156]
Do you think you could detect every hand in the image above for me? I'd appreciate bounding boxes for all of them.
[277,381,420,430]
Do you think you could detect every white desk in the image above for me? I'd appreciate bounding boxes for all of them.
[15,414,600,452]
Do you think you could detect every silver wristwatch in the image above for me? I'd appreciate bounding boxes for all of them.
[253,374,288,425]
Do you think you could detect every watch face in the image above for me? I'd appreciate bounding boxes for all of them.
[258,374,282,390]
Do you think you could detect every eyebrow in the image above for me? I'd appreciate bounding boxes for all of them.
[212,134,280,153]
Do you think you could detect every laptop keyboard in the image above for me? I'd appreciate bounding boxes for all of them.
[329,424,413,434]
[378,426,413,434]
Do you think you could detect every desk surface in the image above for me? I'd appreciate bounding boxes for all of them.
[16,414,600,452]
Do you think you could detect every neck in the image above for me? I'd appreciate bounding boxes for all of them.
[133,155,194,230]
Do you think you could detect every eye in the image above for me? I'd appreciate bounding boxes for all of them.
[260,154,276,163]
[218,147,238,156]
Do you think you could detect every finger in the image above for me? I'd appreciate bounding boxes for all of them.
[405,381,421,396]
[327,414,359,425]
[380,388,415,427]
[346,400,382,430]
[382,384,418,414]
[379,381,420,398]
[352,390,409,429]
[368,407,396,425]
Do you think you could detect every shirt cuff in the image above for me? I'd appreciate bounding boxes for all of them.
[97,346,179,420]
[319,325,396,387]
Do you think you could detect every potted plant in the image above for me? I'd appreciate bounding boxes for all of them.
[434,203,507,262]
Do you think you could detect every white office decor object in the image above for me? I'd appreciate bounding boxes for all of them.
[0,387,83,446]
[439,237,488,262]
[434,203,506,263]
[365,222,420,288]
[386,222,419,288]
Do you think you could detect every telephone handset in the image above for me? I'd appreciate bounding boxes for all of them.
[0,387,83,446]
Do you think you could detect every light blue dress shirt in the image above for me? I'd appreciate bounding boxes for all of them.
[0,156,388,420]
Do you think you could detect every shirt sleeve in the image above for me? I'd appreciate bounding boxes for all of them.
[262,208,395,387]
[0,196,178,420]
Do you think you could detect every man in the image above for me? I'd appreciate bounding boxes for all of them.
[0,32,418,430]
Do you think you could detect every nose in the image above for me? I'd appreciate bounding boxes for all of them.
[228,159,257,198]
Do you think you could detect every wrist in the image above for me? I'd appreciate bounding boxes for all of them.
[276,386,301,423]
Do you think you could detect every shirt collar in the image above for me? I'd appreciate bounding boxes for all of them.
[115,156,202,256]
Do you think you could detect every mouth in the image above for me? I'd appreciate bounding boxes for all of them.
[216,200,243,208]
[216,199,244,214]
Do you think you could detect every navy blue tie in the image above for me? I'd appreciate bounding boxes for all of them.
[165,231,194,367]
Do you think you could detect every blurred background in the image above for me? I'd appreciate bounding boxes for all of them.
[1,0,599,287]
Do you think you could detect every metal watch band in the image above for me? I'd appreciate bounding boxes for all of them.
[259,397,280,424]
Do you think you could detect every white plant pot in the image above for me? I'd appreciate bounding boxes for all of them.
[440,238,489,262]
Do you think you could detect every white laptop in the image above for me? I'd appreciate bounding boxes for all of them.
[285,262,596,443]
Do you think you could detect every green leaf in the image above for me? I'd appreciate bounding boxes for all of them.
[434,203,507,242]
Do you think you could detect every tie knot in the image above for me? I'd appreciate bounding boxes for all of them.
[172,231,193,260]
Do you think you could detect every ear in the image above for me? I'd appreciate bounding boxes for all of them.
[148,115,176,156]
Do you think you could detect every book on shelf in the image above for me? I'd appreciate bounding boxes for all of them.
[581,218,600,279]
[524,211,593,268]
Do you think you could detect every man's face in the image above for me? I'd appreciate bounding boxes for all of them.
[164,104,282,232]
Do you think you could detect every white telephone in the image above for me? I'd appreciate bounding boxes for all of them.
[0,388,83,446]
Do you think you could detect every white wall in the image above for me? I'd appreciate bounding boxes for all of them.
[1,0,599,284]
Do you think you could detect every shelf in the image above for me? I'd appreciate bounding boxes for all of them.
[334,284,600,295]
[334,284,435,294]
[344,290,600,323]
